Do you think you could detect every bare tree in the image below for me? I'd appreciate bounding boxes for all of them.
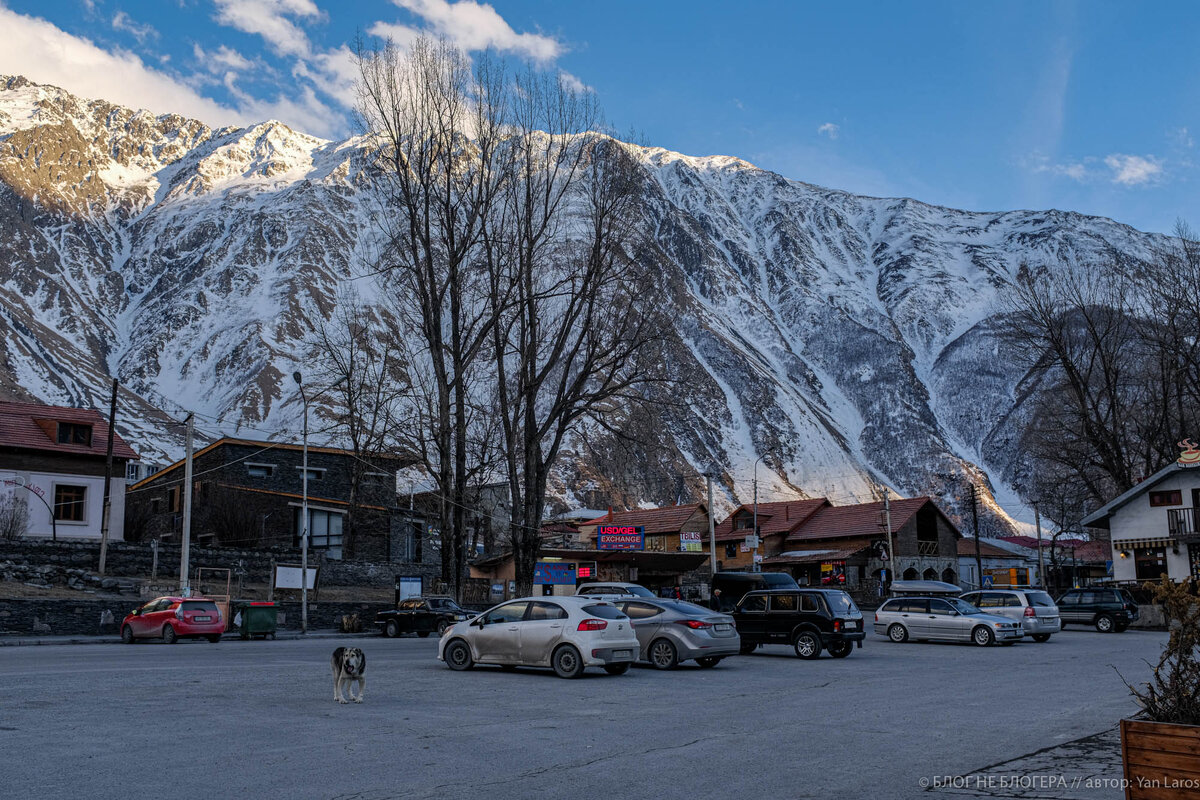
[355,36,507,597]
[485,72,666,595]
[0,492,29,541]
[200,485,270,547]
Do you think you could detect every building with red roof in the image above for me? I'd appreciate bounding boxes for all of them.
[0,400,138,540]
[711,498,830,570]
[580,504,711,556]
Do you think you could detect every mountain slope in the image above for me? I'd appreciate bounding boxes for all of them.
[0,76,1168,528]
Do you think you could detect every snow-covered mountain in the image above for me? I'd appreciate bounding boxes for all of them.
[0,76,1169,529]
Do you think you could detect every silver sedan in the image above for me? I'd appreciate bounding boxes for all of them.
[615,599,740,669]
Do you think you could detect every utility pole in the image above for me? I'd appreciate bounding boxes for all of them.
[706,472,717,576]
[98,379,118,576]
[882,486,895,590]
[752,454,769,573]
[295,371,310,636]
[1032,500,1046,588]
[179,413,194,596]
[970,484,982,589]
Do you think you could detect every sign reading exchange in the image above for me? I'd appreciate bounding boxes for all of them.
[597,525,645,551]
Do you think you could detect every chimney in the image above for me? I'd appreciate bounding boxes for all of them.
[607,507,613,521]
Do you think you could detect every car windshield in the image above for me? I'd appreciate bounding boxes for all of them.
[947,598,984,614]
[624,586,655,597]
[429,599,462,611]
[582,604,627,619]
[824,592,859,614]
[1026,591,1055,607]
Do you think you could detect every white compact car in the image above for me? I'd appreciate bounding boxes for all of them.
[438,596,640,678]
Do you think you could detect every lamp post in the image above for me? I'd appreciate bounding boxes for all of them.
[294,371,310,635]
[752,453,771,573]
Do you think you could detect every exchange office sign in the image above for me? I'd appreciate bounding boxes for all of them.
[598,525,645,551]
[534,562,578,585]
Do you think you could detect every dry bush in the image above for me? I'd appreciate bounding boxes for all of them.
[1125,577,1200,725]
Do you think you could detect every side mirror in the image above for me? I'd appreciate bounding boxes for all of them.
[948,610,959,616]
[473,617,486,627]
[130,609,139,616]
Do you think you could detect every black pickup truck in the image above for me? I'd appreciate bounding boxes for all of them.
[376,596,473,638]
[731,588,866,659]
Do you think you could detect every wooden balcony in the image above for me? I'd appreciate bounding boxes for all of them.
[1166,507,1200,537]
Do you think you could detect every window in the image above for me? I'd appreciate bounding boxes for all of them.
[770,593,798,612]
[294,508,345,559]
[740,594,768,612]
[484,602,528,624]
[528,602,568,621]
[167,485,181,513]
[620,602,663,620]
[929,599,954,615]
[1135,547,1167,580]
[1150,490,1182,507]
[56,422,92,446]
[734,514,753,530]
[1058,593,1079,606]
[975,592,1001,608]
[246,463,275,478]
[580,604,626,619]
[53,484,86,522]
[800,594,820,612]
[724,542,737,558]
[899,599,928,614]
[295,467,326,480]
[902,568,919,580]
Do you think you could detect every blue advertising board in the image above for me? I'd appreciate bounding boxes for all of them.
[597,525,645,551]
[534,562,577,585]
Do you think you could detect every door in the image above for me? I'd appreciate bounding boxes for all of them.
[734,594,769,642]
[898,598,930,637]
[472,601,528,664]
[926,599,965,641]
[131,599,161,636]
[413,600,436,633]
[767,593,800,642]
[520,602,568,665]
[1057,591,1080,623]
[619,601,666,658]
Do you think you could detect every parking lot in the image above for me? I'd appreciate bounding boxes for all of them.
[0,627,1164,799]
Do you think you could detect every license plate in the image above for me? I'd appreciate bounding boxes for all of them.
[195,616,211,622]
[845,621,858,629]
[715,624,732,632]
[613,650,631,659]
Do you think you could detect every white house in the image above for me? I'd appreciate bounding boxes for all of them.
[0,401,138,541]
[1080,450,1200,584]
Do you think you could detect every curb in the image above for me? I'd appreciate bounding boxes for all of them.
[0,630,381,647]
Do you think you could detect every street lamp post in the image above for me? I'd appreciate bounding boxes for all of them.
[752,453,771,573]
[294,371,310,636]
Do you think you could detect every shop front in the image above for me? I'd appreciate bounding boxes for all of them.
[470,547,711,600]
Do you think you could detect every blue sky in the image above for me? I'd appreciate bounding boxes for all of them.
[0,0,1195,233]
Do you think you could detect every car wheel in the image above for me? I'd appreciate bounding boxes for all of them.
[739,641,757,655]
[1095,614,1115,633]
[603,663,631,675]
[972,626,995,647]
[696,657,722,668]
[649,638,679,670]
[887,624,909,643]
[417,632,431,638]
[552,645,585,679]
[162,625,178,644]
[437,620,450,635]
[444,639,474,671]
[121,625,134,644]
[1032,633,1051,643]
[793,631,822,659]
[207,635,221,643]
[828,640,853,658]
[385,620,399,638]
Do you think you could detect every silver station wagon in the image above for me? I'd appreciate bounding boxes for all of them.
[874,596,1024,646]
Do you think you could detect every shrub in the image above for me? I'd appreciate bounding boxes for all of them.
[1126,577,1200,725]
[340,613,363,633]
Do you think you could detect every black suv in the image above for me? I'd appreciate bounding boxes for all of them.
[731,588,865,659]
[1055,587,1139,633]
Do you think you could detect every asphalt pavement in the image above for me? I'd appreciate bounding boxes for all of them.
[0,627,1164,800]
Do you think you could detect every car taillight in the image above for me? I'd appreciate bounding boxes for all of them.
[833,620,842,632]
[873,612,878,622]
[175,606,184,620]
[1024,606,1037,617]
[675,620,712,629]
[577,619,608,631]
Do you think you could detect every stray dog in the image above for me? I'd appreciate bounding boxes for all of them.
[331,647,366,704]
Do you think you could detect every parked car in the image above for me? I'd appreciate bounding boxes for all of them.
[121,596,224,644]
[575,582,656,599]
[711,571,799,612]
[614,598,740,669]
[1055,587,1139,632]
[874,596,1024,646]
[377,596,473,638]
[959,589,1061,642]
[731,588,865,659]
[437,596,639,678]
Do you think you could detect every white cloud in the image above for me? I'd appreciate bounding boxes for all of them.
[817,122,839,140]
[387,0,563,62]
[111,10,158,44]
[558,71,591,94]
[0,7,244,126]
[1104,154,1164,186]
[212,0,322,58]
[1169,127,1194,149]
[193,43,254,73]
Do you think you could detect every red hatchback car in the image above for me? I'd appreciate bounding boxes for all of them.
[121,596,224,644]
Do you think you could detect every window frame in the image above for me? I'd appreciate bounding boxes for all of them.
[53,483,88,523]
[56,422,93,446]
[246,462,276,478]
[1149,490,1183,507]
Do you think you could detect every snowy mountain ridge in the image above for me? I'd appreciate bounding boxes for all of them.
[0,76,1169,529]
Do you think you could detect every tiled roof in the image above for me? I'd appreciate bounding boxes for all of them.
[997,536,1088,550]
[957,538,1028,559]
[583,504,707,535]
[786,497,938,542]
[713,499,829,541]
[761,546,868,565]
[0,401,138,460]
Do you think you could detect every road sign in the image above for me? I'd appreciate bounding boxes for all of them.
[982,574,994,588]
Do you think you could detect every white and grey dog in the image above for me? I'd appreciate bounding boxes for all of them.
[331,647,366,704]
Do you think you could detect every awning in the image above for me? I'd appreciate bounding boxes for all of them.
[1112,538,1173,551]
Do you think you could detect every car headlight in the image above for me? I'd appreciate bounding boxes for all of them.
[441,623,456,636]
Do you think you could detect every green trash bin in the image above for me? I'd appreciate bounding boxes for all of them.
[235,601,278,640]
